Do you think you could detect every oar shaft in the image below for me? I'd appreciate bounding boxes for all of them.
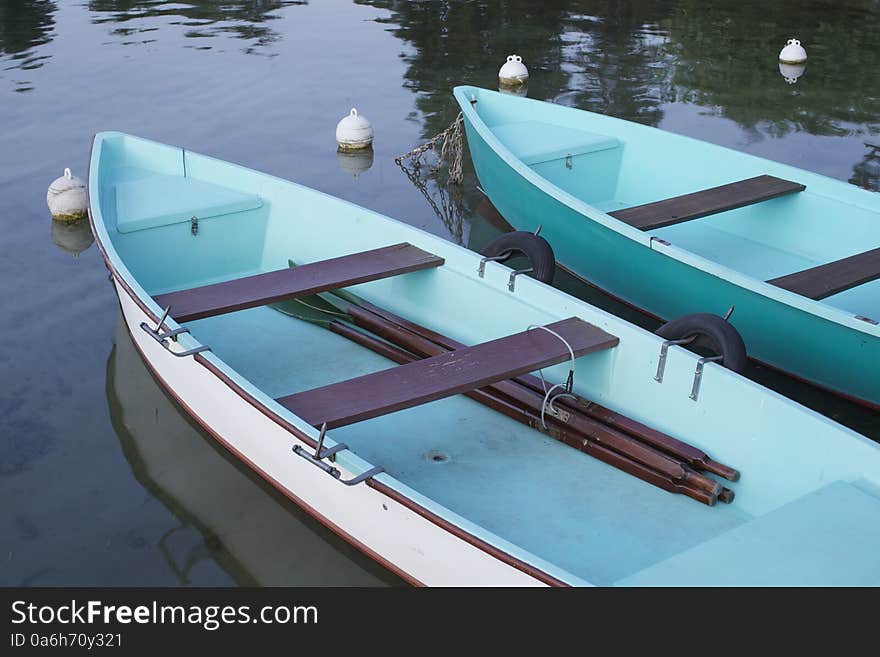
[347,306,724,497]
[535,393,740,482]
[328,320,717,506]
[351,303,739,483]
[488,378,722,497]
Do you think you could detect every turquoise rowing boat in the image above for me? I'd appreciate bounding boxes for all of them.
[455,86,880,409]
[90,132,880,585]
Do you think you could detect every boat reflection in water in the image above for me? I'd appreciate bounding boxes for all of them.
[107,313,401,586]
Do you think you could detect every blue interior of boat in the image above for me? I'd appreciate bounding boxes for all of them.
[188,306,749,584]
[93,132,880,585]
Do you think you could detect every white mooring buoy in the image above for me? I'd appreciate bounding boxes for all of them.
[47,168,88,222]
[498,54,529,87]
[336,108,374,151]
[779,38,807,64]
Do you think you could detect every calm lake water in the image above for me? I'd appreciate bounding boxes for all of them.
[1,0,878,586]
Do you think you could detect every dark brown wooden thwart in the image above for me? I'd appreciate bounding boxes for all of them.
[278,317,618,429]
[609,175,805,231]
[153,243,444,323]
[767,247,880,300]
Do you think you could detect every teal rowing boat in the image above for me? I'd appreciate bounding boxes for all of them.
[90,132,880,585]
[455,86,880,409]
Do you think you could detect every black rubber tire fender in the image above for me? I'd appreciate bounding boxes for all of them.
[479,231,556,284]
[655,313,748,373]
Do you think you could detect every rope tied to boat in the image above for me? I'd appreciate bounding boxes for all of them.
[394,112,464,184]
[528,324,577,430]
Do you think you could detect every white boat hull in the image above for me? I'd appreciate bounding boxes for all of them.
[115,281,551,587]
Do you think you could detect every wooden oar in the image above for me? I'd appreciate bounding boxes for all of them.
[328,320,718,506]
[511,377,739,481]
[343,307,724,499]
[349,302,740,482]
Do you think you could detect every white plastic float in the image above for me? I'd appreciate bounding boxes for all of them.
[47,168,88,222]
[498,54,529,86]
[779,38,807,64]
[336,108,374,151]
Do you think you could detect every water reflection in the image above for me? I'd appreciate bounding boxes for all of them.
[550,4,675,126]
[778,62,806,85]
[396,156,465,243]
[107,314,400,586]
[336,148,374,179]
[499,83,528,97]
[88,0,308,52]
[0,1,57,91]
[849,143,880,192]
[358,0,581,139]
[663,0,880,139]
[363,0,880,143]
[50,218,95,257]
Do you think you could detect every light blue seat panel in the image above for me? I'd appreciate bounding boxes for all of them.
[115,174,263,234]
[490,120,620,166]
[616,480,880,586]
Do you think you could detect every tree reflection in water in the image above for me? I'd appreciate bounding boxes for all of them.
[0,1,58,91]
[88,0,308,52]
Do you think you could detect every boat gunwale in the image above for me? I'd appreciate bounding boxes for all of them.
[453,85,880,340]
[86,131,588,588]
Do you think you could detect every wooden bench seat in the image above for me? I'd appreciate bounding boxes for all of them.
[153,243,444,323]
[278,317,618,429]
[767,247,880,300]
[610,175,805,231]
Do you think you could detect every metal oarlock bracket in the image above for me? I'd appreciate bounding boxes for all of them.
[292,423,384,486]
[508,267,533,292]
[478,252,511,278]
[690,355,724,402]
[654,336,695,383]
[139,306,211,358]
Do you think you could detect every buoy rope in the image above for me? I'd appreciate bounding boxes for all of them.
[394,112,464,184]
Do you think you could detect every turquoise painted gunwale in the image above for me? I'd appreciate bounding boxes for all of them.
[454,86,880,409]
[89,132,880,585]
